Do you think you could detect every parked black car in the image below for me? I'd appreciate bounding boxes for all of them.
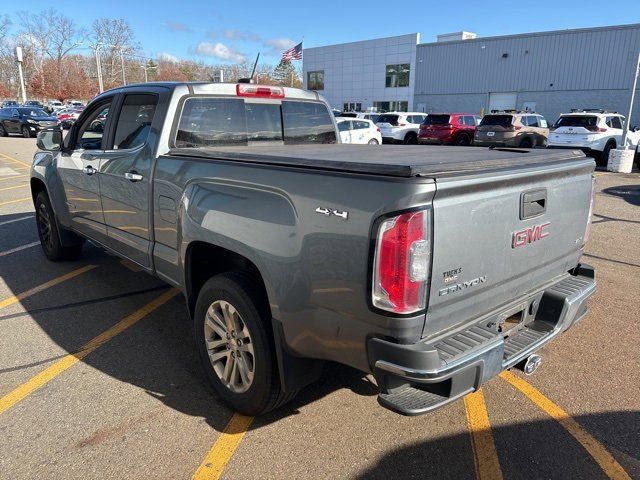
[0,107,59,138]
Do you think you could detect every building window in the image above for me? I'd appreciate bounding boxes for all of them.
[307,71,324,91]
[385,64,410,88]
[343,102,362,112]
[373,101,408,113]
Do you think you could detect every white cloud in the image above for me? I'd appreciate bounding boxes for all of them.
[223,29,261,42]
[264,38,296,53]
[194,42,246,63]
[158,52,179,62]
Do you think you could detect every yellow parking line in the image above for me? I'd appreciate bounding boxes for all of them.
[0,288,179,415]
[0,183,29,192]
[0,152,31,168]
[500,371,631,480]
[192,413,254,480]
[0,197,31,207]
[0,265,97,310]
[464,389,504,480]
[0,174,28,182]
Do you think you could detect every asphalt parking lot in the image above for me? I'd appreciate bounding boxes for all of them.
[0,136,638,480]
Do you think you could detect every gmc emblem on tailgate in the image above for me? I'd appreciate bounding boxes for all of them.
[512,222,550,248]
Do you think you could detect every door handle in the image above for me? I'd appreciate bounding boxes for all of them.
[83,165,97,175]
[125,171,143,182]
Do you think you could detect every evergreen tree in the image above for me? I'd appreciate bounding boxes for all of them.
[272,60,300,87]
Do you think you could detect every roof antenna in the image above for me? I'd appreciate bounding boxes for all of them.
[238,52,260,84]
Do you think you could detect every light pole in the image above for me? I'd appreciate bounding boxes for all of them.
[621,50,640,149]
[15,47,27,103]
[94,44,104,93]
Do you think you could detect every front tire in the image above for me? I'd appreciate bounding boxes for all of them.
[35,191,84,261]
[519,137,533,148]
[22,126,32,138]
[194,272,295,415]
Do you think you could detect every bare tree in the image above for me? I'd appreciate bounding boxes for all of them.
[90,18,138,88]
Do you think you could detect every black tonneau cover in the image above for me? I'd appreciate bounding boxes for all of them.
[167,144,587,178]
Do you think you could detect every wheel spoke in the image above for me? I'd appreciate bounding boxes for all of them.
[205,314,227,339]
[236,355,250,386]
[206,338,227,351]
[209,349,229,363]
[223,354,235,384]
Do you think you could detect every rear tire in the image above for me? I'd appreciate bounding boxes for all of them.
[368,138,379,145]
[403,132,417,145]
[194,271,296,415]
[598,141,615,167]
[455,133,471,146]
[22,126,31,138]
[35,191,84,261]
[519,137,533,148]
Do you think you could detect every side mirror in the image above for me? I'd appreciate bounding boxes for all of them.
[12,112,19,117]
[36,128,63,152]
[633,126,639,132]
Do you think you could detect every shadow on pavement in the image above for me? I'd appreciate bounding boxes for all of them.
[601,184,640,207]
[355,411,639,480]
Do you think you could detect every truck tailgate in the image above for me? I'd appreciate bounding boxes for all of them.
[423,158,595,338]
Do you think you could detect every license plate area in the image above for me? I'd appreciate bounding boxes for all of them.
[496,302,528,338]
[487,131,495,137]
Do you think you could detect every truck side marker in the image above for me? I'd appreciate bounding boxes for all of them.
[500,371,631,480]
[464,389,504,480]
[0,288,179,415]
[192,413,254,480]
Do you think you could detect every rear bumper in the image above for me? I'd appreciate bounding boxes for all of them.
[368,264,596,415]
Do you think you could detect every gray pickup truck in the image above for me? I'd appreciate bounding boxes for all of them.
[31,82,596,416]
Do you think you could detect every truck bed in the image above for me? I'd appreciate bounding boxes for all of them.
[168,144,587,178]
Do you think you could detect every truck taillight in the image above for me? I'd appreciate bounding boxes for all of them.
[236,84,285,98]
[372,210,431,314]
[583,176,596,245]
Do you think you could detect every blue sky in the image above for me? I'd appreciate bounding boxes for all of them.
[3,0,639,64]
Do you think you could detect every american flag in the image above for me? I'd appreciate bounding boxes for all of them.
[282,42,303,61]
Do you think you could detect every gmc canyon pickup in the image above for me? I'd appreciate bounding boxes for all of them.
[30,82,596,416]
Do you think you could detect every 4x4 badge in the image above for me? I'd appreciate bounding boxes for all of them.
[315,207,348,220]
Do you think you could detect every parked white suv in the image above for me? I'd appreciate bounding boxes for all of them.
[337,118,382,144]
[548,110,640,165]
[376,112,427,144]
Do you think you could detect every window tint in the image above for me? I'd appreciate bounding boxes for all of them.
[527,116,539,127]
[113,94,158,150]
[307,71,324,90]
[539,117,548,128]
[376,114,399,126]
[385,64,410,87]
[364,114,380,123]
[608,116,623,129]
[175,98,247,147]
[18,108,47,117]
[480,115,513,126]
[555,116,598,128]
[337,121,350,132]
[281,101,336,144]
[76,101,112,150]
[245,103,283,142]
[423,114,450,125]
[354,121,369,130]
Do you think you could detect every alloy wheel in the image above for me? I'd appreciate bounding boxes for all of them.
[204,300,255,393]
[37,203,54,252]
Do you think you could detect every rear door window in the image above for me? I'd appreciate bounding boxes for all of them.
[337,121,350,132]
[526,116,540,127]
[607,116,623,129]
[112,94,158,150]
[353,121,370,130]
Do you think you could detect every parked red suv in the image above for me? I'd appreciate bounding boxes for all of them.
[418,113,480,146]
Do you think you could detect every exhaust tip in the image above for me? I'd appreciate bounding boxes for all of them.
[522,354,542,375]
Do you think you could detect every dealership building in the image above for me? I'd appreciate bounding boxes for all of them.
[303,24,640,125]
